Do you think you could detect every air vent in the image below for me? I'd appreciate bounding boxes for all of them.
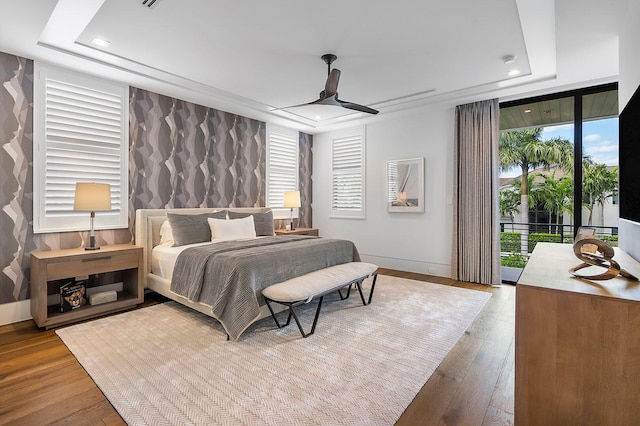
[142,0,158,7]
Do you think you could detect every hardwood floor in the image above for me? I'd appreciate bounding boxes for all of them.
[389,269,515,426]
[0,271,515,426]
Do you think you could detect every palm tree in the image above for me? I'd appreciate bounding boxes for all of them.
[499,188,520,230]
[499,128,574,225]
[582,164,619,226]
[499,128,573,252]
[532,171,574,234]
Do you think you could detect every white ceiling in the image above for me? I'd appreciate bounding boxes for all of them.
[0,0,631,132]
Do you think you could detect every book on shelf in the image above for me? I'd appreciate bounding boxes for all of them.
[60,280,88,312]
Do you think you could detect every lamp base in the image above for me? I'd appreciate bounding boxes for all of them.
[290,208,295,231]
[85,234,100,250]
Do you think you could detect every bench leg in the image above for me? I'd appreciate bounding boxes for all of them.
[264,298,293,329]
[367,272,378,305]
[353,272,378,306]
[289,296,324,338]
[265,297,324,338]
[337,285,352,300]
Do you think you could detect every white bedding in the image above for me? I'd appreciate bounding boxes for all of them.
[151,242,210,280]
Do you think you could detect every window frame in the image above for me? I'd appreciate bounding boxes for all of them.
[499,82,619,236]
[33,62,129,234]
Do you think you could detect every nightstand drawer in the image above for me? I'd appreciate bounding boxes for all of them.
[46,252,140,280]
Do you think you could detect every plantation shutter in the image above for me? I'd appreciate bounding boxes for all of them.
[34,63,129,233]
[267,126,299,218]
[331,128,365,218]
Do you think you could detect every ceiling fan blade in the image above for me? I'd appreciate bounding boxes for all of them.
[337,99,379,115]
[324,69,340,97]
[271,101,321,111]
[273,95,341,111]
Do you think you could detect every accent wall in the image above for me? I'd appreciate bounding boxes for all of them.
[0,50,312,306]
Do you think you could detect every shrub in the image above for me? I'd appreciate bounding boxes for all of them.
[528,233,561,251]
[600,234,618,247]
[501,252,527,268]
[500,232,521,253]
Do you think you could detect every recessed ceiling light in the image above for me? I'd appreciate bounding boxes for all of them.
[315,115,323,120]
[524,109,532,113]
[507,69,521,77]
[91,37,110,48]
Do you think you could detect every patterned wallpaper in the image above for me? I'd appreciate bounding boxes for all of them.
[0,53,34,302]
[0,50,313,305]
[299,132,313,228]
[129,87,266,224]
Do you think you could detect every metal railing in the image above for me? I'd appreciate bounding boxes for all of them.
[499,222,619,268]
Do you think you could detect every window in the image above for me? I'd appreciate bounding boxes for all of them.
[33,63,129,233]
[266,125,298,219]
[499,83,618,233]
[331,127,366,219]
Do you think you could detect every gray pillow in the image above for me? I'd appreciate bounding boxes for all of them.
[167,211,227,246]
[228,211,275,236]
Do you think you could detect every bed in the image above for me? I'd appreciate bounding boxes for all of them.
[134,208,360,339]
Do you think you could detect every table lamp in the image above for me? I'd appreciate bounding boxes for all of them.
[283,190,301,231]
[74,182,111,250]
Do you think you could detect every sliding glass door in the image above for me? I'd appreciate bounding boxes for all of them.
[498,83,618,280]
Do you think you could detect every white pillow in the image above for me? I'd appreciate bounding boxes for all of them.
[159,220,174,245]
[208,216,257,242]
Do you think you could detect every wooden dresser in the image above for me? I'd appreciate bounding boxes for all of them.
[515,242,640,425]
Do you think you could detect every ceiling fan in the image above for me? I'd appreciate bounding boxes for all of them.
[281,54,379,115]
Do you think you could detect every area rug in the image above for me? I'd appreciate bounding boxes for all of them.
[56,276,491,425]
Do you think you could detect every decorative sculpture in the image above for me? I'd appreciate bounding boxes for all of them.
[569,234,638,281]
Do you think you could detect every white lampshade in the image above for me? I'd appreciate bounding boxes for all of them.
[283,190,301,208]
[74,183,112,212]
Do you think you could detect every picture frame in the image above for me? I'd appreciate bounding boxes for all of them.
[387,157,424,213]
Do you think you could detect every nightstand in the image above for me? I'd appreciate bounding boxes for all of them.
[30,244,143,329]
[275,228,319,236]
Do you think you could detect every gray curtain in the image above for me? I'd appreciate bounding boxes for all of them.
[452,99,501,285]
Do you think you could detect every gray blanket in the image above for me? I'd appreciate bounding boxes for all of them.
[170,236,360,340]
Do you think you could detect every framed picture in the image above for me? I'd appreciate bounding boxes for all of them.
[387,157,424,213]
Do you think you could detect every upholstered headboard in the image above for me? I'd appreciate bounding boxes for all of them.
[134,207,272,279]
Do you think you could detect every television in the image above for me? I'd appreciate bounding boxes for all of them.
[619,84,640,223]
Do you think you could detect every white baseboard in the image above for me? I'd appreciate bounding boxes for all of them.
[0,299,32,326]
[359,254,451,278]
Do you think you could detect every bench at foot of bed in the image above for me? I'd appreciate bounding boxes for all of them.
[262,262,378,338]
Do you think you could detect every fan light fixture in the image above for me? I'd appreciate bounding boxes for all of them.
[278,54,379,115]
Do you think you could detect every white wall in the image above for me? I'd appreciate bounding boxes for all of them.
[617,0,640,261]
[619,0,640,111]
[313,105,455,276]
